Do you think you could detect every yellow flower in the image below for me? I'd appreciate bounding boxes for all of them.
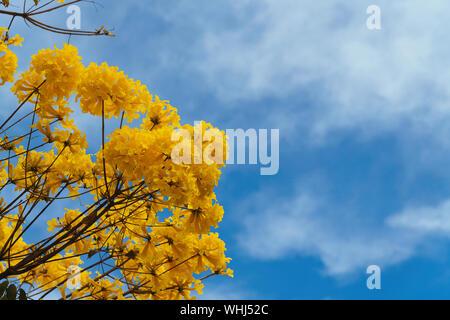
[0,29,231,301]
[76,62,152,121]
[0,28,21,85]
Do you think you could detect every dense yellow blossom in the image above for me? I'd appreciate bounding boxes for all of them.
[0,28,22,85]
[0,30,231,300]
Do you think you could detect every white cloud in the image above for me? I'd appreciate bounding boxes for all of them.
[387,199,450,235]
[192,0,450,139]
[237,187,450,276]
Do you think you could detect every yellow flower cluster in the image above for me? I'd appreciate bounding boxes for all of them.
[76,62,150,122]
[0,28,22,85]
[0,35,231,300]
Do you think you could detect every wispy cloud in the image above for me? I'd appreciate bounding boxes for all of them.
[388,199,450,235]
[196,0,450,138]
[236,185,450,276]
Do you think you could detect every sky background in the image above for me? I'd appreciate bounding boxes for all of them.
[3,0,450,299]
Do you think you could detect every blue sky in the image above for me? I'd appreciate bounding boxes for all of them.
[4,0,450,299]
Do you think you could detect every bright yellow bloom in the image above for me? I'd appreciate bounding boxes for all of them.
[0,29,231,300]
[0,28,22,85]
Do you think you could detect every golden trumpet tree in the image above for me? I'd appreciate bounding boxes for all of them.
[0,0,232,300]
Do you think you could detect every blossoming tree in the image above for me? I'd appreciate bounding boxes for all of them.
[0,0,232,300]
